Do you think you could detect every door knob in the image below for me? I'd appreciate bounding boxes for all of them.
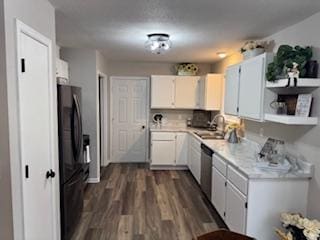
[46,169,56,179]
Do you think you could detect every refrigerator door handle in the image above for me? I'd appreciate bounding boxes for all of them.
[73,94,82,160]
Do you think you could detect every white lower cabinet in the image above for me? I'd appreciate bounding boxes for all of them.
[225,181,247,234]
[151,140,176,165]
[211,157,309,240]
[211,167,226,219]
[188,136,201,183]
[211,165,247,234]
[175,133,188,165]
[151,132,188,166]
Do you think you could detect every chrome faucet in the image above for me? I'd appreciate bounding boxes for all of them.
[209,114,226,134]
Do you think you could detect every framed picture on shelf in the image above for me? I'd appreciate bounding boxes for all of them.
[295,94,313,117]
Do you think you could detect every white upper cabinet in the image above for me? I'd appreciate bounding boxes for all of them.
[199,74,223,111]
[151,75,221,110]
[238,54,266,121]
[224,64,240,116]
[175,76,200,109]
[56,58,69,79]
[151,75,175,108]
[224,53,272,121]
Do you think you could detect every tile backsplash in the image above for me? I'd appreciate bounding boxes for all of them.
[150,110,193,127]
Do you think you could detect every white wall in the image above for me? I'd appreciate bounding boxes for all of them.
[212,11,320,219]
[3,0,57,238]
[107,61,212,76]
[0,1,14,239]
[61,48,106,181]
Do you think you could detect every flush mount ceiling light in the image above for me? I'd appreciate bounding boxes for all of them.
[145,33,172,55]
[217,52,227,58]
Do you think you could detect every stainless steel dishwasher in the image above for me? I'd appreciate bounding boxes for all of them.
[200,143,214,199]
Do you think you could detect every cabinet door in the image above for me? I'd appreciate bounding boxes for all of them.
[212,167,227,219]
[200,74,222,111]
[151,140,176,165]
[151,75,175,108]
[224,65,240,116]
[238,55,265,120]
[175,133,188,165]
[175,76,200,109]
[191,146,201,183]
[56,58,69,79]
[225,181,247,234]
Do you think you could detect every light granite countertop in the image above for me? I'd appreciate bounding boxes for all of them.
[150,126,314,180]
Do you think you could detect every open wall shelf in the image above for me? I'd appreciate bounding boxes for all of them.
[264,113,318,125]
[266,78,320,88]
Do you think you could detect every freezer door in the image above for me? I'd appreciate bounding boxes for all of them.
[60,171,84,240]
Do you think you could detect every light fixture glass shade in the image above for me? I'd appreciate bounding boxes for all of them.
[145,33,172,54]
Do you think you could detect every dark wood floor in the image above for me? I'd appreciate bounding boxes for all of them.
[72,163,225,240]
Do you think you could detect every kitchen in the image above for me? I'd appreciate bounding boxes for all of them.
[1,0,320,240]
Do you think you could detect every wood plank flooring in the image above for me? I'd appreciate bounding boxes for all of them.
[72,163,225,240]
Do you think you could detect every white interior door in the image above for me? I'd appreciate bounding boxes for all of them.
[111,77,148,162]
[17,22,57,240]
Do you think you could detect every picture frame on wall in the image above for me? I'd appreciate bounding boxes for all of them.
[295,94,313,117]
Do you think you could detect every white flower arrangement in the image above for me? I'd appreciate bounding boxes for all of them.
[240,40,265,53]
[276,213,320,240]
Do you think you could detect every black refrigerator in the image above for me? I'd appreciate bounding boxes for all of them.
[57,84,84,240]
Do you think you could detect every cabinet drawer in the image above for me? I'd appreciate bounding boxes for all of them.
[227,165,248,195]
[212,154,227,177]
[151,132,175,141]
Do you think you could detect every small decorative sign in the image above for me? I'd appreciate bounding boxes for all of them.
[295,94,312,117]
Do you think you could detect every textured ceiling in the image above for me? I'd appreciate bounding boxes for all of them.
[50,0,320,62]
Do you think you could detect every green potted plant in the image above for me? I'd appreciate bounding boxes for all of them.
[266,45,313,82]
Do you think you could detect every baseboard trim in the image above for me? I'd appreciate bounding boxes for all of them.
[87,177,100,183]
[150,165,189,170]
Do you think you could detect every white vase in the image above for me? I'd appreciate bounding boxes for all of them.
[242,48,265,60]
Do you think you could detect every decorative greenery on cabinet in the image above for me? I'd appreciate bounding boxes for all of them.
[266,45,313,82]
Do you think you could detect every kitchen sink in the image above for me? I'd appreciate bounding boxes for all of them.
[194,131,225,140]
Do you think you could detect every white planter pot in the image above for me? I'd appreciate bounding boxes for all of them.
[242,48,265,60]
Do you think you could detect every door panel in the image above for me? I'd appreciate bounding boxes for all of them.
[212,167,227,219]
[61,172,83,240]
[151,140,176,165]
[112,78,148,162]
[226,181,247,234]
[175,133,188,165]
[19,29,55,240]
[175,76,200,109]
[151,75,175,108]
[238,56,265,120]
[224,65,240,116]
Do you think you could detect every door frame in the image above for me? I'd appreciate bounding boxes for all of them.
[16,19,60,239]
[109,76,150,163]
[97,71,109,169]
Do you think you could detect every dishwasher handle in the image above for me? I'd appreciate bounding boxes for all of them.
[201,143,214,156]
